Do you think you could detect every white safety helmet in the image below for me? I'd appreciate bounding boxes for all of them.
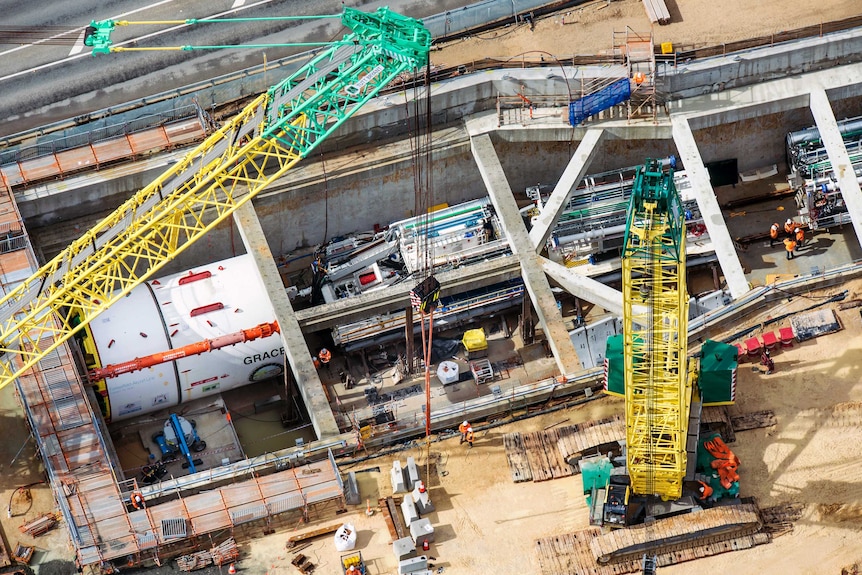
[795,228,801,233]
[786,219,793,225]
[463,420,469,426]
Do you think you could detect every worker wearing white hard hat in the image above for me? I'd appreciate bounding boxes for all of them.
[458,420,470,444]
[784,219,794,236]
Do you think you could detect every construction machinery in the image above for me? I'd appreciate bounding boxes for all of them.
[0,6,430,392]
[595,158,739,526]
[786,116,862,230]
[151,414,207,473]
[0,7,431,569]
[341,550,366,575]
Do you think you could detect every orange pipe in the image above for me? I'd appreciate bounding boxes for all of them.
[89,321,279,380]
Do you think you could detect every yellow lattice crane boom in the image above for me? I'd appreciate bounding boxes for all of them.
[0,7,430,390]
[621,158,694,501]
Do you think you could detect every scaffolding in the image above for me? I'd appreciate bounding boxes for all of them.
[613,28,658,123]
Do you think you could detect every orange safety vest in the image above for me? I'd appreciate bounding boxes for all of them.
[131,492,145,509]
[318,348,331,364]
[697,481,713,499]
[785,239,796,252]
[795,229,804,242]
[465,429,474,443]
[769,224,779,239]
[784,221,794,235]
[458,422,470,435]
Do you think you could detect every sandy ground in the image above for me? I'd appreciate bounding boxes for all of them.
[431,0,862,66]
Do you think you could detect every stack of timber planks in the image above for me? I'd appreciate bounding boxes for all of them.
[642,0,670,24]
[503,415,625,483]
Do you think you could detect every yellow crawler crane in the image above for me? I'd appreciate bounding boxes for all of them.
[621,158,693,501]
[0,7,430,390]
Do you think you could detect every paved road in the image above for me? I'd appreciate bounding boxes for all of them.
[0,0,468,139]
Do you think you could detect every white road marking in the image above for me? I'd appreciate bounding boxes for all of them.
[231,0,246,7]
[0,0,274,84]
[68,31,86,56]
[0,0,177,59]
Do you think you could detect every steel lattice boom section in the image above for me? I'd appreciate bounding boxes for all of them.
[621,159,692,501]
[0,7,430,390]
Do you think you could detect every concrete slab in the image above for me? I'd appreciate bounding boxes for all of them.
[671,116,749,298]
[540,257,625,317]
[470,133,581,375]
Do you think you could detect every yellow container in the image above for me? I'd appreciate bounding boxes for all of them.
[462,328,488,352]
[661,42,674,54]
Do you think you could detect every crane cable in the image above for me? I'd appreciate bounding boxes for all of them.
[406,62,438,480]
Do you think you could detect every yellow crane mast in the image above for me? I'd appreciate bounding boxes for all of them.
[621,158,694,501]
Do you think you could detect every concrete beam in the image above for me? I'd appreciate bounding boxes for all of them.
[296,255,522,332]
[529,129,605,251]
[470,133,581,375]
[808,86,862,245]
[233,202,340,440]
[670,116,749,299]
[539,257,624,317]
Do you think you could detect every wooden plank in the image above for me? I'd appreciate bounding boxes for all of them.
[523,431,554,482]
[643,0,670,24]
[503,432,533,483]
[543,430,575,479]
[378,497,398,541]
[731,410,777,431]
[286,523,341,546]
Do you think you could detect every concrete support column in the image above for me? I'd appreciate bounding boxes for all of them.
[808,86,862,244]
[539,257,624,318]
[233,202,340,439]
[671,116,749,299]
[529,129,605,250]
[470,133,581,375]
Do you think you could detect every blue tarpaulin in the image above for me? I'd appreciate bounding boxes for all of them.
[568,78,632,126]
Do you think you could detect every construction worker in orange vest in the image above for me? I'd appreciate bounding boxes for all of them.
[696,480,714,501]
[465,426,474,448]
[795,227,805,248]
[784,218,795,237]
[783,237,796,260]
[769,223,780,247]
[318,348,332,373]
[458,421,470,444]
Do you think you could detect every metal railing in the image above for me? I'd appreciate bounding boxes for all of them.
[0,105,200,166]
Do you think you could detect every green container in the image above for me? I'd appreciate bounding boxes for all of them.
[699,339,738,405]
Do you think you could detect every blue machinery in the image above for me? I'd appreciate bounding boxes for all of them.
[152,414,208,474]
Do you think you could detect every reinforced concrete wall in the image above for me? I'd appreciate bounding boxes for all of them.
[660,27,862,99]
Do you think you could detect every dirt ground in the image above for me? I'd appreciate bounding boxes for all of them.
[431,0,862,66]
